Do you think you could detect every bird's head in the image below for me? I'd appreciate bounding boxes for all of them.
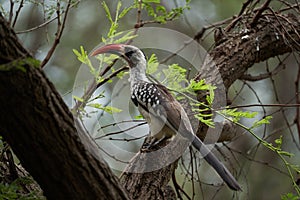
[91,44,146,68]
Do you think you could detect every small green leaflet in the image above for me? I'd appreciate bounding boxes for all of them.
[134,114,144,119]
[143,0,160,3]
[251,115,272,129]
[73,95,84,102]
[73,46,95,74]
[87,103,122,114]
[220,108,258,123]
[146,54,159,74]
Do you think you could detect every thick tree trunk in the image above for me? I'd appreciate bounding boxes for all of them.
[0,14,129,200]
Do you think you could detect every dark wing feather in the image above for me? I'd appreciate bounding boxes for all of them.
[153,84,195,139]
[132,83,241,191]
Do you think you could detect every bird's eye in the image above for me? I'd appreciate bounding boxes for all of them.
[125,50,135,58]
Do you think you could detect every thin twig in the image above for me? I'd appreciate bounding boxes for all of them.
[224,103,300,110]
[250,0,272,28]
[104,135,147,142]
[16,15,57,34]
[295,56,300,142]
[277,1,300,12]
[96,66,128,88]
[159,38,194,64]
[172,171,191,200]
[40,0,72,68]
[135,0,142,28]
[100,119,145,129]
[12,0,24,28]
[95,122,147,140]
[97,144,129,164]
[238,0,254,16]
[72,65,128,115]
[9,0,14,25]
[16,0,80,34]
[194,17,233,41]
[229,146,289,176]
[240,54,288,81]
[225,0,254,32]
[189,147,195,199]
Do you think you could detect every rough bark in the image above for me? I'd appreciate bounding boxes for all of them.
[0,14,129,200]
[121,136,188,199]
[194,13,300,141]
[195,14,300,89]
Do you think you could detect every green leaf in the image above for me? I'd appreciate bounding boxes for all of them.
[143,0,160,3]
[73,95,84,102]
[134,114,144,119]
[220,108,258,123]
[206,86,215,105]
[275,135,283,148]
[102,106,122,114]
[251,116,272,129]
[73,46,94,74]
[281,193,300,200]
[116,1,122,15]
[113,31,138,44]
[141,0,190,24]
[101,54,119,64]
[146,54,159,74]
[162,63,188,90]
[187,79,216,92]
[88,91,106,103]
[102,36,107,43]
[108,22,118,38]
[119,5,133,19]
[116,70,128,79]
[156,5,166,14]
[102,1,113,23]
[87,103,122,114]
[278,150,293,157]
[194,113,214,127]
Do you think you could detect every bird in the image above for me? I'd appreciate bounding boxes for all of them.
[91,44,241,191]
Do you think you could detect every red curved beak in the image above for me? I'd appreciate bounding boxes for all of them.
[91,44,125,56]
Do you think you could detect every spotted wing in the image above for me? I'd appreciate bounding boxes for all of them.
[131,82,194,139]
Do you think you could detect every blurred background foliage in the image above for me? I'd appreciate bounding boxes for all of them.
[1,0,300,199]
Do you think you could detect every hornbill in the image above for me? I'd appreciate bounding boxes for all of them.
[91,44,241,191]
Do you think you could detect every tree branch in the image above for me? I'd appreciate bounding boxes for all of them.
[40,0,71,68]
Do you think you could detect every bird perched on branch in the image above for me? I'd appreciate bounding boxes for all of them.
[91,44,241,191]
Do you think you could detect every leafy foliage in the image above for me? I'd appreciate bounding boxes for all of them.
[101,1,137,44]
[73,46,94,74]
[162,64,188,90]
[281,193,300,200]
[87,103,122,114]
[219,108,258,123]
[138,0,191,23]
[102,1,133,38]
[0,177,44,200]
[146,54,159,74]
[218,110,300,194]
[72,0,192,118]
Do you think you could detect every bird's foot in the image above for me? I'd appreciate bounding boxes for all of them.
[140,137,169,152]
[141,142,153,152]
